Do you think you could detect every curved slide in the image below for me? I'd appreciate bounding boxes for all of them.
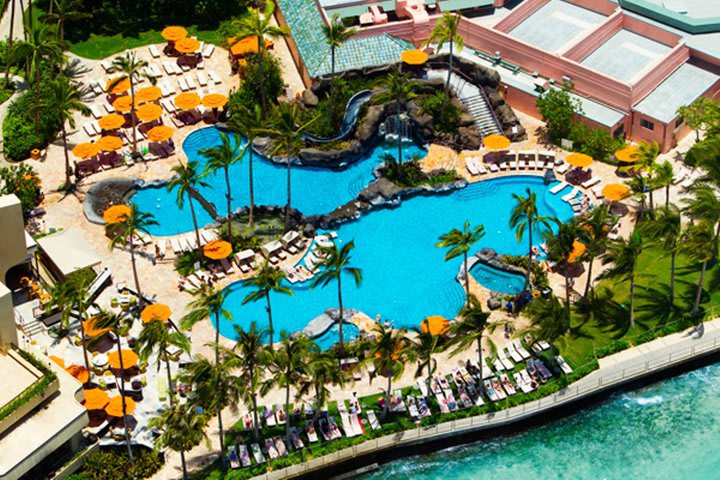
[302,89,374,144]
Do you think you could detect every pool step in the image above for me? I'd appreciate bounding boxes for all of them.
[347,174,368,199]
[441,282,466,314]
[454,181,500,200]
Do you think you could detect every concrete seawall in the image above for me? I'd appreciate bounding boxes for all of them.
[250,318,720,480]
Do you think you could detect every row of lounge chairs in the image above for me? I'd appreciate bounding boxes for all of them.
[465,151,561,177]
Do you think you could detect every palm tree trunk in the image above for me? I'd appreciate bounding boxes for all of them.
[61,121,71,188]
[250,369,260,440]
[248,142,255,228]
[164,349,174,404]
[258,49,266,114]
[337,274,344,356]
[266,292,274,350]
[59,19,65,43]
[224,167,233,242]
[692,260,707,316]
[329,46,335,129]
[463,251,470,306]
[665,185,670,209]
[714,222,720,260]
[4,0,15,88]
[214,323,225,467]
[442,39,453,114]
[180,450,188,480]
[116,337,134,462]
[129,247,143,307]
[583,254,595,299]
[285,153,292,232]
[669,252,676,305]
[564,272,571,331]
[27,0,32,33]
[396,98,402,164]
[477,337,483,370]
[649,189,655,212]
[629,275,635,329]
[20,0,26,42]
[79,322,90,385]
[33,56,40,128]
[285,384,291,443]
[130,79,138,155]
[525,218,533,294]
[187,193,203,260]
[383,373,392,419]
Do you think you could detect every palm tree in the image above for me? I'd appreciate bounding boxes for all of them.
[627,175,650,222]
[311,240,362,355]
[367,324,413,419]
[234,0,289,113]
[108,51,155,156]
[34,76,90,189]
[638,205,682,304]
[137,318,191,405]
[683,184,720,258]
[264,332,316,443]
[242,261,292,349]
[227,322,270,440]
[654,160,675,208]
[544,220,581,330]
[577,204,614,299]
[297,351,345,419]
[436,220,485,306]
[447,294,501,369]
[3,0,17,88]
[181,285,229,367]
[200,133,244,243]
[93,311,135,461]
[523,295,567,364]
[509,188,553,294]
[409,327,439,394]
[636,141,660,210]
[374,71,420,163]
[424,12,463,111]
[227,103,264,228]
[108,204,158,307]
[11,21,63,126]
[262,101,317,231]
[181,353,243,469]
[321,14,357,128]
[40,0,90,42]
[684,221,715,317]
[601,234,644,329]
[149,404,209,480]
[168,160,209,259]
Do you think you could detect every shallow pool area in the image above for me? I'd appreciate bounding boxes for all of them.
[469,262,525,295]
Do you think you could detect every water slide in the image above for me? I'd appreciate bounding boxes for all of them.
[301,89,374,144]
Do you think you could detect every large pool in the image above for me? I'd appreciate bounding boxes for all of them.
[132,127,426,236]
[361,362,720,479]
[216,175,573,341]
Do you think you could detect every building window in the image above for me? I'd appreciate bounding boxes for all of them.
[641,119,654,131]
[675,116,684,128]
[613,124,625,139]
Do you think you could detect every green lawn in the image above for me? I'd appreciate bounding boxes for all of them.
[67,28,224,60]
[559,245,720,366]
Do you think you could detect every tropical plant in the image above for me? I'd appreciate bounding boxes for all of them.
[367,324,414,419]
[242,261,292,348]
[148,404,209,480]
[536,86,582,143]
[0,164,42,212]
[321,14,356,128]
[601,234,644,329]
[311,239,362,355]
[374,71,419,163]
[683,184,720,258]
[436,220,485,306]
[684,221,715,317]
[544,220,581,330]
[677,97,720,141]
[168,160,209,259]
[409,326,439,392]
[40,0,91,42]
[509,188,553,294]
[233,0,289,113]
[107,51,155,156]
[522,295,567,364]
[200,132,244,242]
[447,294,501,369]
[654,160,675,209]
[626,175,650,222]
[638,204,682,304]
[227,103,263,228]
[636,141,660,210]
[136,317,191,405]
[108,204,158,307]
[181,285,229,366]
[577,204,614,299]
[33,76,90,188]
[296,351,345,419]
[424,12,462,112]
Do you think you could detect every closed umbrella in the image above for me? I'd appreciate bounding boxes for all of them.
[105,395,136,417]
[97,136,123,152]
[141,303,172,324]
[136,103,163,122]
[72,142,100,159]
[147,126,174,142]
[98,113,125,131]
[102,205,131,224]
[107,350,139,370]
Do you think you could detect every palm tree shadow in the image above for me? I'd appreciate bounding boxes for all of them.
[635,284,683,328]
[573,287,629,339]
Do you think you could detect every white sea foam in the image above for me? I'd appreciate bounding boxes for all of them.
[632,395,664,406]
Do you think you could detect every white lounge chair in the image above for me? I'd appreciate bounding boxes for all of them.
[562,187,580,202]
[466,157,480,176]
[163,61,176,75]
[557,355,573,375]
[149,45,161,58]
[178,77,189,91]
[208,70,221,84]
[186,76,197,90]
[488,162,499,173]
[556,163,570,174]
[197,71,208,87]
[549,181,568,194]
[202,43,215,58]
[581,177,601,189]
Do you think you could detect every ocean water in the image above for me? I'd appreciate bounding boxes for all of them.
[361,362,720,480]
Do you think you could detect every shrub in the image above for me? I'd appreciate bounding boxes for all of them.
[569,123,625,163]
[501,254,549,290]
[231,53,284,113]
[419,91,460,133]
[536,87,582,143]
[380,154,459,188]
[0,163,43,212]
[79,448,162,480]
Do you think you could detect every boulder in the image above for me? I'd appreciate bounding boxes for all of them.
[504,123,527,142]
[301,89,319,107]
[358,177,404,203]
[302,223,316,238]
[458,126,482,150]
[486,90,505,108]
[299,142,362,165]
[458,113,475,127]
[487,297,502,310]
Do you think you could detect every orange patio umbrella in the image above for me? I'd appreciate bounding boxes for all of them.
[72,142,100,159]
[106,77,130,95]
[108,350,139,370]
[401,49,429,65]
[97,135,124,152]
[98,113,125,130]
[566,152,593,168]
[141,303,172,324]
[602,183,631,202]
[103,204,132,224]
[83,388,110,410]
[161,26,187,42]
[174,92,201,110]
[228,36,273,57]
[421,315,449,336]
[136,103,163,122]
[49,355,65,368]
[147,125,174,142]
[614,146,639,164]
[483,134,511,151]
[66,364,90,383]
[82,316,112,337]
[136,86,162,104]
[112,95,137,113]
[175,37,201,54]
[202,93,228,109]
[203,239,232,260]
[105,395,136,417]
[568,240,586,263]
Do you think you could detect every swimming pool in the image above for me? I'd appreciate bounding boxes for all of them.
[469,262,525,295]
[132,127,427,236]
[216,176,573,342]
[314,323,359,350]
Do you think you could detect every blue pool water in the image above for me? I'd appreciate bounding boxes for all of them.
[469,262,526,294]
[216,175,573,341]
[314,323,359,350]
[132,127,427,236]
[361,362,720,480]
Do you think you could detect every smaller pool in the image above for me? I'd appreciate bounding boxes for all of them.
[314,322,359,350]
[469,262,525,294]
